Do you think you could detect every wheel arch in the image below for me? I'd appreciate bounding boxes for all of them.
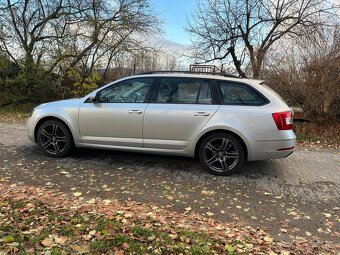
[34,116,75,143]
[194,129,249,160]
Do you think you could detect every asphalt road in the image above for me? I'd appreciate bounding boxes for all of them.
[0,121,339,245]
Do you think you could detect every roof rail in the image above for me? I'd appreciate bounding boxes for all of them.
[138,70,240,79]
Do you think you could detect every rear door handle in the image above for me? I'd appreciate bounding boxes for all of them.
[194,112,210,117]
[128,110,143,114]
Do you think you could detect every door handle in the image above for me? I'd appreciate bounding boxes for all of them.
[128,110,143,114]
[194,112,210,116]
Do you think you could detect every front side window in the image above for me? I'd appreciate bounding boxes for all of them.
[156,78,212,104]
[218,82,267,105]
[98,78,153,103]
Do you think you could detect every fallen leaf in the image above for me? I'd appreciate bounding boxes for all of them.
[281,250,290,255]
[55,236,67,244]
[0,235,15,243]
[169,234,178,239]
[224,244,236,252]
[73,244,90,254]
[201,190,215,196]
[72,192,82,197]
[322,213,331,218]
[147,235,156,241]
[103,199,111,205]
[87,198,96,204]
[264,236,274,243]
[41,238,53,247]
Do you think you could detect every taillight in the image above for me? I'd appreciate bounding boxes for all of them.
[272,111,293,130]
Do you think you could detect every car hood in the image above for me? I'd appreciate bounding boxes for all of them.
[35,98,83,109]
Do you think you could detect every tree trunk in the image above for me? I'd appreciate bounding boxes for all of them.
[228,47,247,78]
[251,50,265,79]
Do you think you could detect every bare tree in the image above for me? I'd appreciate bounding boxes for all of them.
[0,0,82,74]
[111,47,184,78]
[186,0,339,79]
[0,0,159,94]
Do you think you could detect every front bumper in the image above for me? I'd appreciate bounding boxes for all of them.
[26,116,37,143]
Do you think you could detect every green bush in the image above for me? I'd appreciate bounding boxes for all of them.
[68,68,100,97]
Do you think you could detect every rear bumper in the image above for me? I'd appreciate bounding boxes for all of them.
[245,130,296,161]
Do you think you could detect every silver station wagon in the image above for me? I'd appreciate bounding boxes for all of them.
[27,72,296,175]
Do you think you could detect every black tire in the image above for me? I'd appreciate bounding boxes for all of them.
[198,132,245,176]
[37,119,74,157]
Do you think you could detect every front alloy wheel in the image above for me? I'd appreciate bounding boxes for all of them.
[37,120,73,157]
[199,133,244,175]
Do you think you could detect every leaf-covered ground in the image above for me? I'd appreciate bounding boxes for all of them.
[0,183,338,255]
[294,121,340,150]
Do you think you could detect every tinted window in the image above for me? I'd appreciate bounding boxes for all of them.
[98,78,153,103]
[218,82,267,105]
[156,78,212,104]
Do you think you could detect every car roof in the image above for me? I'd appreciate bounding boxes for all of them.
[128,73,262,87]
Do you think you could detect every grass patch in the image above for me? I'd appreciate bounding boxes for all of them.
[90,235,143,253]
[31,227,53,244]
[95,217,123,233]
[11,200,26,209]
[178,229,213,245]
[0,102,36,117]
[0,197,229,255]
[50,248,64,255]
[0,102,37,123]
[59,223,75,237]
[294,121,340,149]
[132,225,155,238]
[0,225,14,233]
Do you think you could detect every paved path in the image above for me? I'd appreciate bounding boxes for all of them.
[0,121,339,244]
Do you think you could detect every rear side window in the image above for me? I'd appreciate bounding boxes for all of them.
[156,78,212,104]
[218,82,267,105]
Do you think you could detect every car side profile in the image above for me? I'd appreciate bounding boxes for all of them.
[27,72,296,175]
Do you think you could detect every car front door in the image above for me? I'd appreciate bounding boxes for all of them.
[79,77,154,147]
[143,77,220,150]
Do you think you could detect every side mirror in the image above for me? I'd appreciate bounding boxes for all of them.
[90,92,99,103]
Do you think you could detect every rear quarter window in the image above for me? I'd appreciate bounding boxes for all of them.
[261,84,287,104]
[218,81,268,106]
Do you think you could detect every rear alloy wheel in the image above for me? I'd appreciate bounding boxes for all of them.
[198,133,245,175]
[37,120,73,157]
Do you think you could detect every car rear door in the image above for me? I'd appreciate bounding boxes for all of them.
[78,77,154,147]
[143,77,220,150]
